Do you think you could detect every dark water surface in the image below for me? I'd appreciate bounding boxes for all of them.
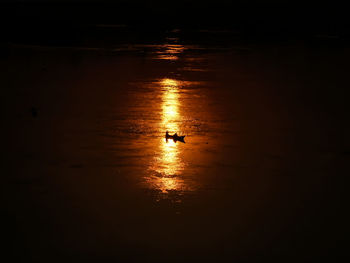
[2,34,349,261]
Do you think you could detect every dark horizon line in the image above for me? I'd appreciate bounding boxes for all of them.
[0,0,340,8]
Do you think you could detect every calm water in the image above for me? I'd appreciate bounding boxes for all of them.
[2,33,349,261]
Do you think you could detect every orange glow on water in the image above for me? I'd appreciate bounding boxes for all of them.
[148,78,186,193]
[160,79,182,178]
[161,78,179,87]
[156,44,185,60]
[163,44,185,54]
[161,78,180,131]
[151,138,185,193]
[159,138,183,177]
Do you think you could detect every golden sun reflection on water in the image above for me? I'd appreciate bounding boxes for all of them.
[161,78,180,131]
[156,44,185,60]
[148,78,187,193]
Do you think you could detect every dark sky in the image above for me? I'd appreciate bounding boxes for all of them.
[1,0,348,43]
[0,0,338,6]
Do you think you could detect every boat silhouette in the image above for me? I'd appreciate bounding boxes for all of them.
[165,131,185,143]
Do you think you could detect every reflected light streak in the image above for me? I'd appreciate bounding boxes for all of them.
[156,44,185,60]
[161,78,180,133]
[148,78,185,193]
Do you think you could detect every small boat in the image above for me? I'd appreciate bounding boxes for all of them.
[165,131,185,143]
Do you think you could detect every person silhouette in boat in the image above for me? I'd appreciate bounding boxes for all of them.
[165,131,185,143]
